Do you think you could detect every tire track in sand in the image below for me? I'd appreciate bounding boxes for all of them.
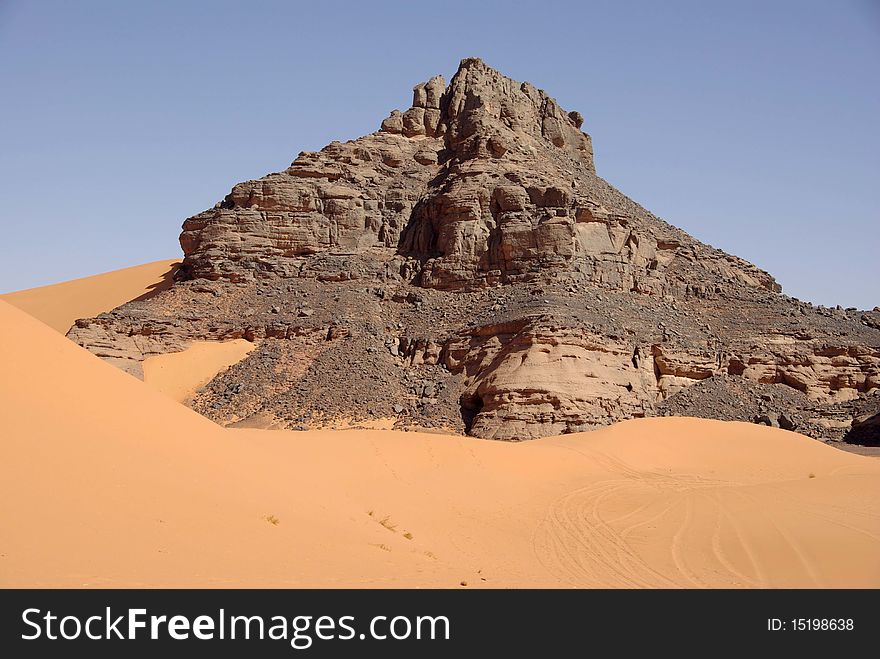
[534,464,764,588]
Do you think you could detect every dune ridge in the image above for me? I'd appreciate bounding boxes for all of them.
[0,259,179,333]
[2,260,258,405]
[2,299,879,588]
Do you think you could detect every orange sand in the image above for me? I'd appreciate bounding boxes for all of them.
[0,260,179,333]
[2,298,878,588]
[143,340,256,403]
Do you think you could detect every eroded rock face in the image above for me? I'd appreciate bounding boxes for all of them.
[446,320,657,440]
[178,131,443,281]
[68,58,880,443]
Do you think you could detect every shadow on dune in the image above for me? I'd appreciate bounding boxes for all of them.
[130,262,181,303]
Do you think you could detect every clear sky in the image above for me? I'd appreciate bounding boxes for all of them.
[1,0,877,308]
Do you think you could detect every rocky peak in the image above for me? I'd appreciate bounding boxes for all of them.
[68,59,880,444]
[380,58,594,168]
[380,74,446,138]
[177,58,780,297]
[441,57,593,167]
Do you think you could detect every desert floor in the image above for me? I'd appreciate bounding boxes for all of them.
[1,264,878,588]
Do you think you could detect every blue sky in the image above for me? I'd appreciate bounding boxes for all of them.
[1,0,877,308]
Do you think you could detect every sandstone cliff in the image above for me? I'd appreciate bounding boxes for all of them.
[68,59,880,443]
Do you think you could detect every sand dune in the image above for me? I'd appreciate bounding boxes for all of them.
[0,259,179,333]
[2,298,878,588]
[2,260,254,404]
[142,340,256,403]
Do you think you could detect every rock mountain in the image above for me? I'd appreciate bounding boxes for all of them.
[69,58,880,443]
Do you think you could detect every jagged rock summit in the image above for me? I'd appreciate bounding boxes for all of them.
[178,58,773,296]
[70,59,880,443]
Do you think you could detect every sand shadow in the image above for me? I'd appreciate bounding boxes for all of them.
[131,262,182,303]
